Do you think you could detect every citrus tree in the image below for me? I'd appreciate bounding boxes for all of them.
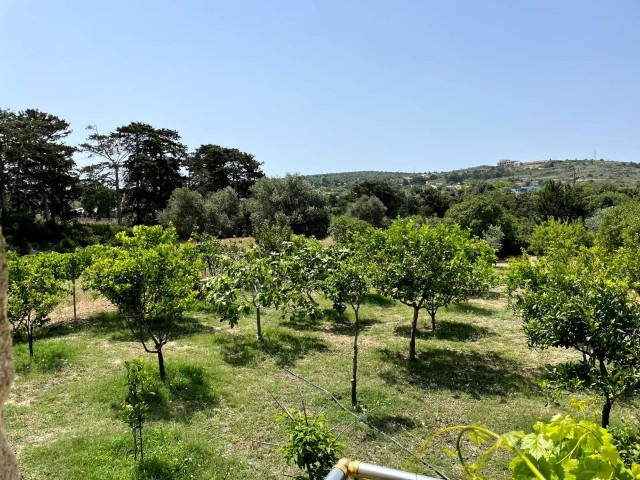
[507,248,640,428]
[323,247,370,408]
[366,220,496,360]
[85,226,200,381]
[7,252,66,357]
[53,249,92,321]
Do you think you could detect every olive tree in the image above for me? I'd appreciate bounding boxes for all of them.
[7,252,66,357]
[85,226,200,381]
[367,220,496,361]
[507,248,640,428]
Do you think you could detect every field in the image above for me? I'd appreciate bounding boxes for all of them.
[5,283,635,479]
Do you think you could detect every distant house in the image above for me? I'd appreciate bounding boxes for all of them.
[498,159,522,167]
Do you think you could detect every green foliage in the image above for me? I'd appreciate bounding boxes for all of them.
[444,194,516,248]
[347,195,387,227]
[423,412,640,479]
[277,411,344,480]
[117,122,186,225]
[85,225,201,380]
[7,251,66,356]
[482,224,504,253]
[121,358,154,461]
[246,175,330,238]
[328,215,373,245]
[527,219,593,257]
[322,247,370,407]
[536,180,585,221]
[366,219,496,359]
[0,108,78,221]
[595,201,640,251]
[157,187,205,238]
[506,249,640,427]
[80,182,116,219]
[611,419,640,467]
[203,187,245,237]
[205,247,283,340]
[188,143,264,198]
[253,213,293,253]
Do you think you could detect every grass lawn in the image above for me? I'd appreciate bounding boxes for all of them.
[5,287,637,479]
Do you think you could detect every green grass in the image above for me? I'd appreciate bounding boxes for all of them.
[6,292,638,479]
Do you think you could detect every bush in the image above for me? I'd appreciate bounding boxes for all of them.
[328,215,373,244]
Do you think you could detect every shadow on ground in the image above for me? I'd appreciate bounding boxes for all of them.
[394,320,493,342]
[330,316,381,336]
[446,302,495,317]
[364,412,416,433]
[379,347,538,398]
[211,329,329,368]
[362,293,396,308]
[113,362,219,422]
[39,313,217,343]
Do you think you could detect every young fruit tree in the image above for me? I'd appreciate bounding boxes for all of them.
[205,246,282,341]
[366,220,496,361]
[7,252,66,357]
[506,248,640,428]
[54,249,91,321]
[322,247,370,408]
[85,226,200,381]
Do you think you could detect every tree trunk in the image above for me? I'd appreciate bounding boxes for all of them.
[139,425,144,460]
[598,357,612,428]
[256,306,263,341]
[72,278,77,322]
[28,328,34,358]
[43,190,50,221]
[157,347,166,382]
[429,309,437,331]
[602,395,612,428]
[133,429,138,461]
[352,307,359,408]
[115,166,122,225]
[409,305,419,361]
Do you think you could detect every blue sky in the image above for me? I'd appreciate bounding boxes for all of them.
[1,0,638,176]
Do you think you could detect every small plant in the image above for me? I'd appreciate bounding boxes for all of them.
[277,410,344,480]
[121,358,153,461]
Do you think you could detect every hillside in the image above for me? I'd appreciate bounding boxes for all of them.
[303,159,640,190]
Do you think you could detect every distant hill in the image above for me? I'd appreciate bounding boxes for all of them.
[302,159,640,190]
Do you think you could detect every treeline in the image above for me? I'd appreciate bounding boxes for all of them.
[3,106,640,255]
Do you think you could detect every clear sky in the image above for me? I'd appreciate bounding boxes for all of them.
[1,0,638,176]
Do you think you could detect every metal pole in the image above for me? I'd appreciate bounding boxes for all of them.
[324,459,441,480]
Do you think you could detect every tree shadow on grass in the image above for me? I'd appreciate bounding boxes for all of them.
[364,412,416,433]
[115,363,218,423]
[281,313,326,332]
[211,332,263,367]
[362,293,395,307]
[446,302,495,317]
[39,313,217,343]
[211,329,329,368]
[379,347,538,398]
[330,317,381,336]
[263,329,329,367]
[394,320,493,342]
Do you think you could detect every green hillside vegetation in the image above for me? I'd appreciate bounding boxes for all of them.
[303,159,640,190]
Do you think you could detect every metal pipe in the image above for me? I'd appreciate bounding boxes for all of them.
[324,459,440,480]
[353,461,439,480]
